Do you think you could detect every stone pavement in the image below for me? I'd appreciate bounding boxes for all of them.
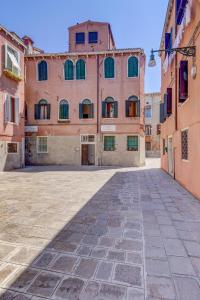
[0,159,200,299]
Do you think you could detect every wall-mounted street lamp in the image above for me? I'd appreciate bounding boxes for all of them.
[148,46,196,67]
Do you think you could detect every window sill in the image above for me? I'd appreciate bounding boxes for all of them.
[3,69,22,82]
[37,152,48,154]
[178,97,190,107]
[182,159,189,162]
[58,119,70,123]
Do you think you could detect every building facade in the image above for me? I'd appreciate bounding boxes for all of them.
[24,21,146,167]
[160,0,200,199]
[0,27,26,171]
[145,92,161,157]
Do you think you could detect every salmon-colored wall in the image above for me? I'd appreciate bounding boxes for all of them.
[69,21,115,53]
[0,29,25,142]
[25,51,145,137]
[160,0,200,199]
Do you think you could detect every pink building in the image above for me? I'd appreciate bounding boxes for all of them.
[0,26,26,171]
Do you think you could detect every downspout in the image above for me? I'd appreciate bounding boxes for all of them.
[96,54,101,165]
[174,17,178,180]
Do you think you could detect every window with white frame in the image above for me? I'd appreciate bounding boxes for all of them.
[81,135,95,143]
[4,95,19,124]
[7,142,18,154]
[5,44,21,76]
[37,137,48,153]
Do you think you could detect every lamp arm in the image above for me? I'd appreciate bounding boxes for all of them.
[151,46,196,57]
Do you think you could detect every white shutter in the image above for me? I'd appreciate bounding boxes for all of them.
[4,94,10,123]
[15,98,20,125]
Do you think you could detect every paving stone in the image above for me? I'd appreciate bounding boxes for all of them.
[95,261,113,281]
[159,225,178,238]
[0,264,19,285]
[27,271,61,297]
[50,254,77,273]
[82,235,99,246]
[126,252,143,265]
[114,264,142,287]
[32,252,57,268]
[127,288,144,300]
[177,230,197,241]
[98,282,126,300]
[183,241,200,257]
[115,239,142,251]
[156,216,172,225]
[76,245,91,256]
[168,256,195,275]
[163,238,187,257]
[145,246,166,259]
[0,289,32,300]
[173,276,200,300]
[147,276,176,299]
[0,244,15,261]
[50,241,78,253]
[98,236,115,248]
[124,229,142,240]
[107,250,125,262]
[74,258,98,279]
[145,236,163,248]
[8,247,39,265]
[80,281,100,300]
[191,257,200,276]
[146,259,170,276]
[54,276,85,300]
[90,247,107,259]
[124,222,141,231]
[7,268,38,292]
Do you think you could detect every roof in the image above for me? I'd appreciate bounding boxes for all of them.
[160,0,174,50]
[0,25,26,48]
[25,47,145,59]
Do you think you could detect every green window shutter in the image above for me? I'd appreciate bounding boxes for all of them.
[59,102,69,119]
[128,56,138,77]
[90,103,94,118]
[34,104,40,120]
[127,136,138,151]
[38,60,48,81]
[136,100,140,117]
[79,103,83,119]
[47,104,51,119]
[64,60,73,80]
[125,100,129,117]
[76,59,85,80]
[102,101,106,118]
[114,101,118,118]
[104,57,114,78]
[104,136,115,151]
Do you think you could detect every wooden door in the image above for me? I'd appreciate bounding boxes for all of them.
[82,144,89,165]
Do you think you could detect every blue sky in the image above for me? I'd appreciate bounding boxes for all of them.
[1,0,168,93]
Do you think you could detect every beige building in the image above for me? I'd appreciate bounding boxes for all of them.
[144,92,161,157]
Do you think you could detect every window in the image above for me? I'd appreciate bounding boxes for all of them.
[5,45,20,76]
[64,60,74,80]
[76,32,85,44]
[167,88,172,115]
[104,136,115,151]
[38,60,48,81]
[165,30,173,57]
[79,99,94,119]
[181,129,188,160]
[176,0,187,25]
[88,31,98,43]
[7,142,18,154]
[126,96,140,117]
[4,95,19,124]
[145,106,152,118]
[145,141,151,151]
[179,60,188,102]
[35,99,50,120]
[37,137,48,153]
[104,57,114,78]
[128,56,138,77]
[59,100,69,120]
[81,135,95,143]
[157,124,161,135]
[163,139,166,155]
[76,59,85,80]
[145,125,152,136]
[127,136,138,151]
[102,97,118,118]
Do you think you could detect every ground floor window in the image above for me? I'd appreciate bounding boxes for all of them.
[181,129,188,160]
[145,125,152,136]
[37,137,48,153]
[127,136,139,151]
[7,142,18,153]
[104,136,115,151]
[145,141,151,151]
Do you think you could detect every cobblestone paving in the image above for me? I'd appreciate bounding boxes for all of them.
[0,160,200,299]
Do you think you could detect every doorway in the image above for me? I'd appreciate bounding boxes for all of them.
[168,137,174,176]
[81,144,95,165]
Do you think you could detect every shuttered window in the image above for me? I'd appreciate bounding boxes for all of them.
[37,137,48,153]
[104,136,115,151]
[181,129,188,160]
[102,97,118,118]
[167,88,172,115]
[35,99,50,120]
[38,60,48,81]
[127,136,138,151]
[128,56,138,77]
[7,142,18,153]
[76,32,85,44]
[176,0,188,25]
[76,59,85,80]
[4,95,19,124]
[64,60,73,80]
[126,96,140,117]
[104,57,114,78]
[160,102,165,124]
[88,32,98,43]
[79,99,94,119]
[59,100,69,120]
[179,60,188,102]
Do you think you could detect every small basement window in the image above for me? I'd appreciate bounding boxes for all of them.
[7,142,18,153]
[37,137,48,153]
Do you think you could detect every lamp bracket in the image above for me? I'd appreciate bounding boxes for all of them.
[152,46,196,57]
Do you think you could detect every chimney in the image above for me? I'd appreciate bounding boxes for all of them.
[22,36,34,54]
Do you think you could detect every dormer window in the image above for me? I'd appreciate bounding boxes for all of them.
[76,32,85,44]
[88,32,98,44]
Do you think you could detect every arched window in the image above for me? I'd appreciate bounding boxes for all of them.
[102,97,118,118]
[76,59,85,80]
[59,100,69,120]
[104,57,115,78]
[79,99,94,119]
[128,56,138,77]
[38,60,48,81]
[126,96,140,117]
[64,60,74,80]
[35,99,50,120]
